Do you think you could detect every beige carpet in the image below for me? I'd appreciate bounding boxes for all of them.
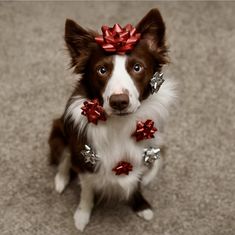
[0,1,234,235]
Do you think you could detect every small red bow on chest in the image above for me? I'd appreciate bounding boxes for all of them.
[132,119,158,142]
[112,161,133,175]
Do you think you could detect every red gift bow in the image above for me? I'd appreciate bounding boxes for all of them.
[112,161,133,175]
[81,99,107,125]
[95,23,141,54]
[132,119,158,142]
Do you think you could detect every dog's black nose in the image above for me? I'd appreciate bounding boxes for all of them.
[109,94,129,111]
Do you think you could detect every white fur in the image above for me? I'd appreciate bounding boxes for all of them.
[142,157,162,186]
[55,150,71,194]
[74,174,94,231]
[64,96,87,136]
[65,76,176,197]
[103,55,140,115]
[55,173,69,194]
[137,208,154,221]
[84,78,176,199]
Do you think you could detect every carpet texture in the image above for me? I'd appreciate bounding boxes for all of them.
[0,2,234,235]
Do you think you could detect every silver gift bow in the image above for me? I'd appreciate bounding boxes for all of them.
[81,145,99,166]
[150,72,165,94]
[142,147,160,168]
[81,145,160,169]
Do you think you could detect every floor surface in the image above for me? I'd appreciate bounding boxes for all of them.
[0,2,234,235]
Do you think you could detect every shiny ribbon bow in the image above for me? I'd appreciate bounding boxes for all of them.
[95,23,141,54]
[150,72,165,94]
[112,161,133,175]
[81,145,99,166]
[81,99,107,125]
[143,147,160,168]
[132,119,158,142]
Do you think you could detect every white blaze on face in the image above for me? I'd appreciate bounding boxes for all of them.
[102,55,140,115]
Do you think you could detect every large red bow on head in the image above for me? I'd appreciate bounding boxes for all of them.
[132,119,158,142]
[95,23,141,54]
[81,99,107,125]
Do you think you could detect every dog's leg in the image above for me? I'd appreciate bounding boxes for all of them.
[141,158,162,186]
[129,190,154,221]
[48,118,70,193]
[54,152,71,193]
[48,118,67,165]
[74,175,94,232]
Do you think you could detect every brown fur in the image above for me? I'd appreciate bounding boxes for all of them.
[64,8,168,105]
[48,9,168,213]
[49,8,168,172]
[48,118,67,165]
[129,187,152,212]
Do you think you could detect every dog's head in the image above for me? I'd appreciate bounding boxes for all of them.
[65,9,168,116]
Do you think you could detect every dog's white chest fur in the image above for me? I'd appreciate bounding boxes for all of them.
[66,79,175,198]
[85,84,174,197]
[86,116,148,198]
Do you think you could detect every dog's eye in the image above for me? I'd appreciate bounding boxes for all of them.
[97,66,107,75]
[133,63,143,73]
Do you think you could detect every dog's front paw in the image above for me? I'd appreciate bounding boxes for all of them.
[54,173,69,194]
[74,208,91,232]
[137,208,154,221]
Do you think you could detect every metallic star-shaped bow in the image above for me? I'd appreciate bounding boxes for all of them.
[142,147,160,168]
[80,145,99,166]
[150,72,165,94]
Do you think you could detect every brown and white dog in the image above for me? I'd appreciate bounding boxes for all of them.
[48,8,175,231]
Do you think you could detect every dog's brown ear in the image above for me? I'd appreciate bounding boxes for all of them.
[65,19,94,73]
[136,9,166,54]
